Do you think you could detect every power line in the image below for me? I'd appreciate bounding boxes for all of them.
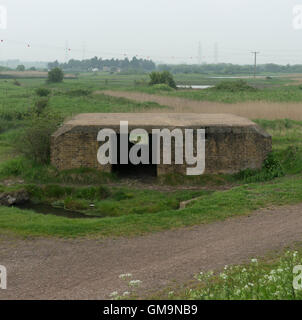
[198,41,202,65]
[214,43,218,64]
[65,40,70,62]
[251,51,260,78]
[82,41,86,60]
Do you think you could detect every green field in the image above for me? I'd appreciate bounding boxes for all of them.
[0,73,302,238]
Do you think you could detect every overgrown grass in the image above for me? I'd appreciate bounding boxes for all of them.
[123,82,302,103]
[153,250,302,300]
[1,172,302,237]
[23,184,207,217]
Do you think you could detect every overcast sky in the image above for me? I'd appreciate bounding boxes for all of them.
[0,0,302,64]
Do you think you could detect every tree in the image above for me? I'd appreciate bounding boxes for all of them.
[47,67,64,83]
[16,65,25,72]
[16,111,62,164]
[149,71,177,89]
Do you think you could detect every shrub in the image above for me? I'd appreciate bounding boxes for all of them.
[13,79,21,86]
[47,67,64,83]
[234,152,284,183]
[34,98,49,115]
[149,71,177,89]
[35,87,51,97]
[15,111,63,164]
[215,80,257,92]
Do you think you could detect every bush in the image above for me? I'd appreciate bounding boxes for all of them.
[34,98,49,115]
[235,152,284,183]
[149,71,177,89]
[15,111,63,164]
[13,79,21,86]
[215,80,257,92]
[35,87,51,97]
[47,67,64,83]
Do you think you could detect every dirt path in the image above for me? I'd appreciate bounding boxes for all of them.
[1,203,302,300]
[100,90,302,120]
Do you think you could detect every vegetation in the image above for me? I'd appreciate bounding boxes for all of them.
[215,80,257,92]
[48,56,155,73]
[127,81,302,104]
[149,71,177,89]
[158,62,302,75]
[47,67,64,83]
[2,172,302,237]
[15,111,62,164]
[16,65,25,72]
[35,87,51,97]
[23,184,206,217]
[158,250,302,300]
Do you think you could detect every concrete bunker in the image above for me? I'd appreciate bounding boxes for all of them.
[51,113,272,177]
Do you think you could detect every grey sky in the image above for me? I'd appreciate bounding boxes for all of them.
[0,0,301,64]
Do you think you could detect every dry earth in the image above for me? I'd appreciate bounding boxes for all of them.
[0,203,302,300]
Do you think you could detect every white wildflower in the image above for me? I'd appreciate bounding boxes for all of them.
[220,273,228,280]
[129,280,142,287]
[109,291,118,297]
[119,273,132,279]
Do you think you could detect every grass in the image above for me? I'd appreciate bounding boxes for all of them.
[24,184,208,218]
[1,172,302,237]
[119,78,302,104]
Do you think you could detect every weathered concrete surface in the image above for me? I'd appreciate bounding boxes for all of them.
[51,113,272,175]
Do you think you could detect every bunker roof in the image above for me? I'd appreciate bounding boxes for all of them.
[64,113,255,127]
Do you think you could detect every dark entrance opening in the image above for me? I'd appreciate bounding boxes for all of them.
[112,134,157,178]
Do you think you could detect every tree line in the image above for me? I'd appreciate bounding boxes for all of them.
[157,63,302,75]
[48,56,156,73]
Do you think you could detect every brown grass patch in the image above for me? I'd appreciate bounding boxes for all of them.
[101,90,302,120]
[0,71,76,79]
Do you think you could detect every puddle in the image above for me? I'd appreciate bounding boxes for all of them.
[177,85,214,89]
[15,203,102,219]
